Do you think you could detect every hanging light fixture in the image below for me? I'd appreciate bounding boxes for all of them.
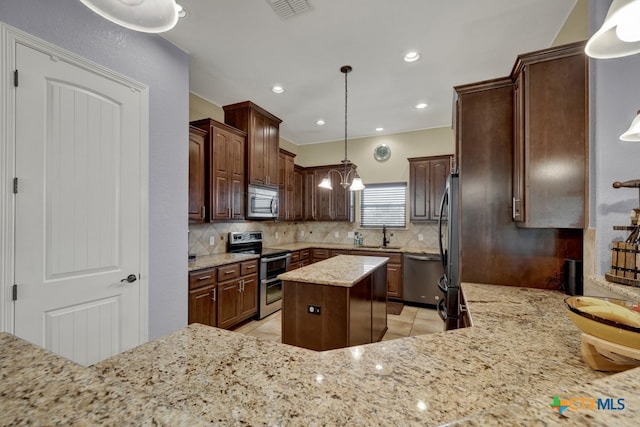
[318,65,365,192]
[585,0,640,58]
[79,0,181,33]
[621,110,640,141]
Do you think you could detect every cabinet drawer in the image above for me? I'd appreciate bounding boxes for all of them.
[330,249,352,257]
[240,260,258,276]
[354,251,402,264]
[290,251,300,264]
[299,249,311,260]
[189,268,216,290]
[217,263,240,281]
[312,248,330,258]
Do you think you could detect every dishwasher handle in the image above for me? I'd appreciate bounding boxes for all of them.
[405,254,440,262]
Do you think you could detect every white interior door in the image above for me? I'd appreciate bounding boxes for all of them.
[13,41,146,366]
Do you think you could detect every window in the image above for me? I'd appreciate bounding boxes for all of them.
[360,183,406,228]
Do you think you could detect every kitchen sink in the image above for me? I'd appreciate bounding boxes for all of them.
[357,245,402,250]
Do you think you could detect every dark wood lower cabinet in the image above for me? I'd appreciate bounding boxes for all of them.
[188,268,217,327]
[282,262,387,351]
[189,260,258,330]
[188,285,216,326]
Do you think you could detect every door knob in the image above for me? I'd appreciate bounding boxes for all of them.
[121,274,137,283]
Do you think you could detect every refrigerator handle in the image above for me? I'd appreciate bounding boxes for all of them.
[438,183,448,267]
[437,297,447,321]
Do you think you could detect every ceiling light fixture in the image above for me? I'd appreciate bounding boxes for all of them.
[316,119,326,126]
[272,85,285,94]
[376,127,384,132]
[585,0,640,58]
[79,0,181,33]
[416,103,428,109]
[621,110,640,141]
[318,65,365,192]
[404,51,421,62]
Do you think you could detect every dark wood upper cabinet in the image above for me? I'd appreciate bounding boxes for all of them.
[408,155,452,222]
[308,165,353,222]
[303,169,316,221]
[223,101,282,188]
[278,149,296,221]
[511,41,588,228]
[190,118,246,221]
[188,125,208,222]
[293,165,304,221]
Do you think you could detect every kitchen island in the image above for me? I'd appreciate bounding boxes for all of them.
[2,280,639,425]
[278,255,388,351]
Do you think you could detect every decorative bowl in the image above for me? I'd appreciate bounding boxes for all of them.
[564,296,640,350]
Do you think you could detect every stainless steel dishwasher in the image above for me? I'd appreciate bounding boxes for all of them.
[403,253,444,306]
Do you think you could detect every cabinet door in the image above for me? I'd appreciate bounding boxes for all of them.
[212,128,231,220]
[277,151,286,220]
[386,263,403,299]
[333,174,351,221]
[293,166,304,220]
[217,280,240,329]
[429,158,450,220]
[188,285,216,327]
[409,160,429,221]
[304,170,316,220]
[265,121,280,186]
[249,113,266,185]
[188,126,207,222]
[239,275,258,320]
[229,132,245,220]
[512,72,525,222]
[315,168,333,220]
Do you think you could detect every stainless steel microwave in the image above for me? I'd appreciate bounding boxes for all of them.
[247,184,279,219]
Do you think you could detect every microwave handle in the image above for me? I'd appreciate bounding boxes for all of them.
[270,198,276,216]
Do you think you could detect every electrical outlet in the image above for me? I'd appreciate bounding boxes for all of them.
[334,232,339,238]
[209,236,215,245]
[300,230,305,237]
[275,232,279,239]
[347,231,354,238]
[418,234,424,241]
[308,305,321,315]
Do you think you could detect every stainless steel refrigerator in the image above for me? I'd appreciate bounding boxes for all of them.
[437,171,462,330]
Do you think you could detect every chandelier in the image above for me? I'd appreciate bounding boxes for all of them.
[318,65,365,192]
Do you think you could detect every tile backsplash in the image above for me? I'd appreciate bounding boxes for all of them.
[188,221,441,256]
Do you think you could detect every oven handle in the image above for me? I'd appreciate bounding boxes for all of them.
[260,253,291,263]
[261,276,281,285]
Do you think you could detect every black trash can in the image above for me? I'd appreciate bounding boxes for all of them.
[564,259,583,296]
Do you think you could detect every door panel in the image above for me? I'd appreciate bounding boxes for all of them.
[13,42,144,365]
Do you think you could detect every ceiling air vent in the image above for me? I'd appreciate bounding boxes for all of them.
[268,0,311,19]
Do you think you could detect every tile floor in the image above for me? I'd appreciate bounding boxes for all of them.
[232,305,444,343]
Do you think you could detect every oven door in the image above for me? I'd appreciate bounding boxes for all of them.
[260,253,289,279]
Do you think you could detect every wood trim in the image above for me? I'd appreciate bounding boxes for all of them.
[454,76,513,95]
[222,101,283,124]
[407,154,452,162]
[279,148,296,158]
[511,40,587,79]
[190,117,246,138]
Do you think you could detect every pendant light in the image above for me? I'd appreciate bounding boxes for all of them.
[621,110,640,141]
[318,65,365,192]
[585,0,640,58]
[79,0,181,33]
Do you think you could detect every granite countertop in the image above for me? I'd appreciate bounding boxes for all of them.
[189,244,438,272]
[188,253,259,272]
[3,279,639,425]
[0,332,211,426]
[269,241,440,255]
[277,254,388,287]
[588,274,640,301]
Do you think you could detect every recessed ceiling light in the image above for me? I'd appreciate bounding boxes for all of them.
[376,127,384,132]
[404,51,420,62]
[416,103,428,109]
[316,119,326,126]
[272,85,285,94]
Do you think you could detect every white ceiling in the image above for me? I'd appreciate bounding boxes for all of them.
[163,0,577,145]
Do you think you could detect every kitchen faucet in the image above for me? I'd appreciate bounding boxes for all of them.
[382,224,390,248]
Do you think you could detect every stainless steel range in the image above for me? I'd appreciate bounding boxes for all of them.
[227,231,290,319]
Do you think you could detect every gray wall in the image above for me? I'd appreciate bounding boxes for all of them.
[590,0,640,274]
[0,0,189,339]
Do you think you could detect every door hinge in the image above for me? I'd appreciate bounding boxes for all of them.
[12,284,18,301]
[13,177,18,194]
[13,70,18,87]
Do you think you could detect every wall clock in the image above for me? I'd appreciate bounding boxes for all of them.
[374,144,391,161]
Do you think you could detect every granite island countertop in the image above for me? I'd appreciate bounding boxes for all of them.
[269,241,440,255]
[277,254,388,287]
[3,280,639,425]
